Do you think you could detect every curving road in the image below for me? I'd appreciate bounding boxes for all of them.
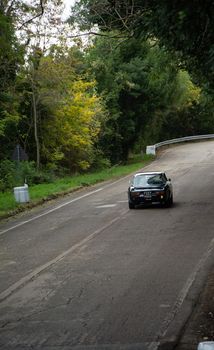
[0,141,214,350]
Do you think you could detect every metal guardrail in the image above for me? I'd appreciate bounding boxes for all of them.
[146,134,214,155]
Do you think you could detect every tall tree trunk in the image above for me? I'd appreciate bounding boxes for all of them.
[32,89,40,170]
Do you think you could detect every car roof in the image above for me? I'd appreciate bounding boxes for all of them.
[133,172,164,177]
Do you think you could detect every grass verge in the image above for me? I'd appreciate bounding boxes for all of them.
[0,154,154,220]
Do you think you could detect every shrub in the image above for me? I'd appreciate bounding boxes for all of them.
[0,160,16,191]
[90,150,111,170]
[0,160,54,192]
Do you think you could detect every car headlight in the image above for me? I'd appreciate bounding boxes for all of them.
[132,192,140,197]
[156,191,165,195]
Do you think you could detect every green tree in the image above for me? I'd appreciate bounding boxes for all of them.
[86,34,200,162]
[70,0,214,87]
[0,11,23,159]
[17,45,105,172]
[0,0,59,162]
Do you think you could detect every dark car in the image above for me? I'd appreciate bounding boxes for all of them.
[128,171,173,209]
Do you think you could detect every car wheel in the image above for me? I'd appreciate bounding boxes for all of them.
[165,194,173,207]
[128,201,135,209]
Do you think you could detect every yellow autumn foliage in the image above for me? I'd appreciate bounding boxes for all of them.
[44,79,103,171]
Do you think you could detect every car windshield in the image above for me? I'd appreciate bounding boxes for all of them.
[133,174,165,188]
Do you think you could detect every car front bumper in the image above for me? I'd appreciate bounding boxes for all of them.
[129,192,166,205]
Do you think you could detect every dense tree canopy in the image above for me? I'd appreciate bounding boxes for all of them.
[0,0,214,190]
[0,10,23,159]
[86,34,201,162]
[70,0,214,86]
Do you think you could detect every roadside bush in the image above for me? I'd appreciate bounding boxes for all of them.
[20,162,55,185]
[0,160,16,192]
[90,149,111,170]
[29,170,54,184]
[0,160,54,192]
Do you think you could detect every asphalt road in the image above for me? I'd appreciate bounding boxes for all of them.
[1,141,214,350]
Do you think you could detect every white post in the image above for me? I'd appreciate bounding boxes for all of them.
[146,145,156,155]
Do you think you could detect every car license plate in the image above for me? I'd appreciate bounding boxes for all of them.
[144,191,152,198]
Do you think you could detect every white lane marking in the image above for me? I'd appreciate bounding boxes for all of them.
[0,209,128,302]
[0,163,151,236]
[96,204,116,208]
[0,188,103,235]
[148,343,160,350]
